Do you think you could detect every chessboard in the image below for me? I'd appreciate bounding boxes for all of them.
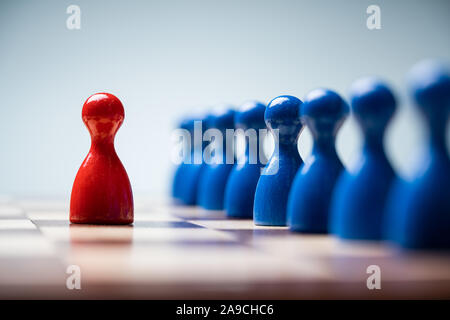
[0,196,449,299]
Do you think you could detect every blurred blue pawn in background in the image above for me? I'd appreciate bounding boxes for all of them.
[330,78,397,240]
[177,114,209,205]
[254,96,303,226]
[197,108,236,210]
[385,60,450,249]
[171,117,194,203]
[287,89,349,233]
[225,101,266,218]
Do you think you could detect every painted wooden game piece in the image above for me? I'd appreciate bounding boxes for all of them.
[178,114,209,205]
[287,89,349,233]
[197,108,235,210]
[329,78,396,239]
[224,101,266,218]
[172,117,193,202]
[70,93,134,224]
[385,60,450,249]
[254,95,303,226]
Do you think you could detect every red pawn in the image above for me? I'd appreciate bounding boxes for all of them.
[70,93,134,224]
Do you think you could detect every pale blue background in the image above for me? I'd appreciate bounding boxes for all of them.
[0,0,449,197]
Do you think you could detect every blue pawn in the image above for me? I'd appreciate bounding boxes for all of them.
[254,95,303,226]
[197,108,235,210]
[385,61,450,249]
[287,89,349,233]
[172,117,193,202]
[330,78,397,240]
[224,101,266,218]
[178,115,209,205]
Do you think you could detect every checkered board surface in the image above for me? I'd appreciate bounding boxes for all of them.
[0,196,449,299]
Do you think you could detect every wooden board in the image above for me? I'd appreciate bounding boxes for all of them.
[0,197,449,299]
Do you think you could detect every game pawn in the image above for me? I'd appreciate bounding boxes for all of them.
[197,108,235,210]
[287,89,349,233]
[172,117,193,202]
[178,114,209,205]
[254,95,303,226]
[224,101,266,218]
[329,78,397,240]
[385,60,450,249]
[70,93,134,224]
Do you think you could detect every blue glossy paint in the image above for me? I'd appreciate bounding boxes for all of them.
[385,60,450,249]
[287,89,349,233]
[330,78,397,240]
[177,114,209,206]
[171,117,194,202]
[224,101,266,218]
[254,95,303,226]
[197,108,236,210]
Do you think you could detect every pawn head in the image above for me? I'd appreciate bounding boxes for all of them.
[265,95,303,144]
[178,115,200,133]
[201,112,215,131]
[235,101,266,130]
[82,93,125,141]
[349,77,396,136]
[179,117,193,131]
[408,60,450,121]
[302,89,349,139]
[209,107,235,131]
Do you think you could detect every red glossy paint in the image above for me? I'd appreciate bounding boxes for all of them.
[70,93,134,224]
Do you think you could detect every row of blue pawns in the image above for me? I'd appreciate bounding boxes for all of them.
[172,60,450,250]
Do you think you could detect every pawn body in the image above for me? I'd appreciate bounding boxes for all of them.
[386,61,450,249]
[254,96,303,226]
[178,162,204,205]
[70,93,133,224]
[386,155,450,248]
[172,118,193,202]
[172,163,188,201]
[330,78,396,239]
[172,117,205,205]
[225,101,266,218]
[287,89,349,233]
[197,109,235,210]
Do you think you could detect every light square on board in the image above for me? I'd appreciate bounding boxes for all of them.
[0,205,24,218]
[0,219,36,230]
[0,234,55,256]
[26,211,69,221]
